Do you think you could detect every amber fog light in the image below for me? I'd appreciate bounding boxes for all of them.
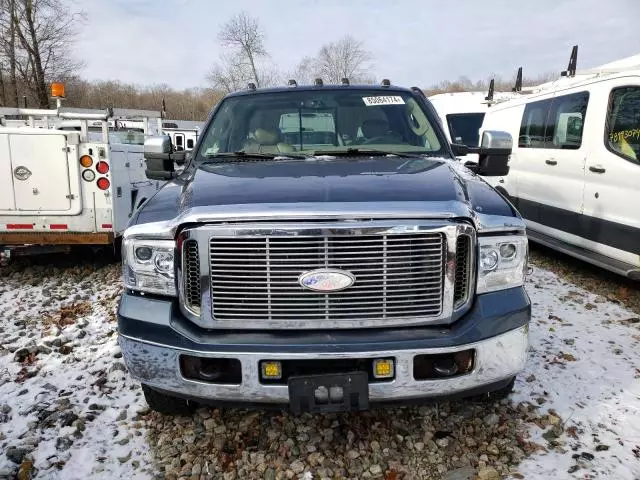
[372,358,395,379]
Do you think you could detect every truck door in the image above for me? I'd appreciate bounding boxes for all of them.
[8,133,78,212]
[582,84,640,267]
[513,93,588,247]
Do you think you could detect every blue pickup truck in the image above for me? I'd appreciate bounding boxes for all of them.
[117,81,530,414]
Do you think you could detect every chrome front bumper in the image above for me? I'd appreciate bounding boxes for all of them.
[119,325,528,404]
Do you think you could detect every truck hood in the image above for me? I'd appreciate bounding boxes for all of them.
[133,156,517,226]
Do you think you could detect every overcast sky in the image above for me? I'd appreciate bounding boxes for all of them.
[73,0,639,90]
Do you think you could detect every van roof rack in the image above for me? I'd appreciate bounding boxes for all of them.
[561,45,578,77]
[512,67,523,92]
[485,78,495,102]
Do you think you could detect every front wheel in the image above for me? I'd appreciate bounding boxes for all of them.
[141,384,196,415]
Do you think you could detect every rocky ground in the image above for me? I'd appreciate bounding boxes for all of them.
[0,247,638,480]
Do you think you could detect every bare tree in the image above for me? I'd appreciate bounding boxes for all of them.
[9,0,85,107]
[0,0,20,106]
[218,11,267,87]
[307,36,373,84]
[208,53,251,93]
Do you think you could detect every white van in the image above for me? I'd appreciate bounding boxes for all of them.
[480,54,640,278]
[429,89,522,163]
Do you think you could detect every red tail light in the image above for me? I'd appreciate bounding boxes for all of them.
[97,177,110,190]
[96,161,109,174]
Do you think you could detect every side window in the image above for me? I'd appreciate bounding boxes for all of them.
[187,138,194,149]
[519,99,552,148]
[175,134,184,151]
[545,92,589,149]
[606,86,640,163]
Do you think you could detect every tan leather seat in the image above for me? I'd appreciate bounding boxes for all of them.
[244,128,294,154]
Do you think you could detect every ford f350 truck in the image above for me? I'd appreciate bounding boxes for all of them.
[117,80,530,414]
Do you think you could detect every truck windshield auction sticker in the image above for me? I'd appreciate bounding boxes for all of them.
[362,96,405,106]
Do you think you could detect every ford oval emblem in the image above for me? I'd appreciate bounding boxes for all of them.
[298,268,355,292]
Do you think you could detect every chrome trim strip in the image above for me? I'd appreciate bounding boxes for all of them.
[119,325,528,404]
[123,201,525,240]
[177,220,475,330]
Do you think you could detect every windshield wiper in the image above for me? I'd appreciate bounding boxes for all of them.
[311,148,428,159]
[202,150,307,161]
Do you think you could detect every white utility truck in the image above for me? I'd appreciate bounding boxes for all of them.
[0,85,170,262]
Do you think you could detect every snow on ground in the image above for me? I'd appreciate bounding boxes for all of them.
[514,266,640,479]
[0,259,639,479]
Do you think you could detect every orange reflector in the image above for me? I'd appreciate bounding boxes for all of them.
[96,161,109,174]
[96,177,110,190]
[51,82,65,98]
[49,224,68,230]
[7,224,34,230]
[80,155,93,168]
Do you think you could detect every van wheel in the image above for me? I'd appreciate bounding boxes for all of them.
[467,376,516,403]
[141,384,196,415]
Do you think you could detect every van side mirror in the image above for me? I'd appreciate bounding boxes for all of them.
[143,135,187,180]
[473,130,512,177]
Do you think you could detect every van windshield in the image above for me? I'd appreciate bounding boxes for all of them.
[446,113,485,147]
[196,89,445,160]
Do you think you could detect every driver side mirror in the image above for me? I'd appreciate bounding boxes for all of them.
[143,135,187,180]
[467,130,512,176]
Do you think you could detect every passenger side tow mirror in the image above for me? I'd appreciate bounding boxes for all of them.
[143,135,187,180]
[472,130,512,177]
[451,143,469,157]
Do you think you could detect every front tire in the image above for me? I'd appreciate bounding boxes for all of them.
[141,384,196,415]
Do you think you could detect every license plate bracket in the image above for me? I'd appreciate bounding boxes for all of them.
[288,371,369,414]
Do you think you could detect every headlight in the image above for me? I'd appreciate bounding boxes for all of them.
[122,238,177,296]
[477,235,528,293]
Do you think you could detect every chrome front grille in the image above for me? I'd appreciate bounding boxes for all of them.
[183,239,201,314]
[208,233,446,322]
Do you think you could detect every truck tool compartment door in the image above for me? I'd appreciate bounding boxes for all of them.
[7,133,78,213]
[514,92,588,246]
[583,84,640,265]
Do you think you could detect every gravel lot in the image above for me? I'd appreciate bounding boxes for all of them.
[0,247,639,480]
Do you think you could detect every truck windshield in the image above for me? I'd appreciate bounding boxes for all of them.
[196,89,445,160]
[446,113,485,147]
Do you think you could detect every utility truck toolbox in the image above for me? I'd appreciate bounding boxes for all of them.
[118,79,531,414]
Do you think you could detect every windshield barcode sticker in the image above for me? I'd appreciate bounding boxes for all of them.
[362,96,405,106]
